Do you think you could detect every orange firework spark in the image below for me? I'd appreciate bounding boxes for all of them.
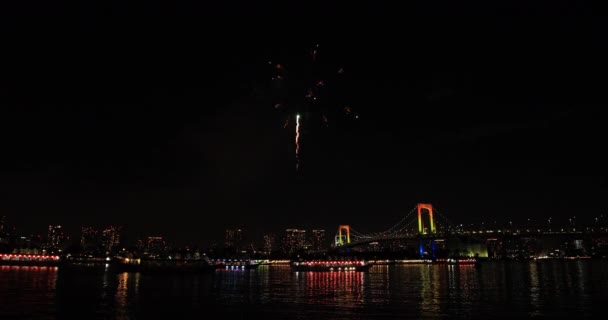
[295,114,301,170]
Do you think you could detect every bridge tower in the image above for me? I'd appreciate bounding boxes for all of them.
[336,225,351,246]
[417,203,435,234]
[417,203,437,258]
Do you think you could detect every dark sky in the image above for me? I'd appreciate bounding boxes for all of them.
[1,1,606,245]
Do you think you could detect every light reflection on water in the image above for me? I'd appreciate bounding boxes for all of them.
[0,261,607,319]
[301,270,364,305]
[0,266,58,318]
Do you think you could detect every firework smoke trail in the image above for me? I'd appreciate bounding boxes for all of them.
[295,114,301,171]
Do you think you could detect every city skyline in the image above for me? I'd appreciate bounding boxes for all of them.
[1,206,606,251]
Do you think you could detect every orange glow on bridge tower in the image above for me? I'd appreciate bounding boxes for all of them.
[337,225,351,246]
[417,203,435,234]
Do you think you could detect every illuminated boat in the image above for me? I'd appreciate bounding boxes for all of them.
[290,260,372,272]
[115,258,217,273]
[430,258,479,266]
[447,258,478,265]
[0,253,61,266]
[213,259,260,270]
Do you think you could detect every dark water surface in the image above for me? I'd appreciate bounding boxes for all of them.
[1,261,607,319]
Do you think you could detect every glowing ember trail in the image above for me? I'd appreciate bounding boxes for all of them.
[295,114,301,171]
[269,44,359,172]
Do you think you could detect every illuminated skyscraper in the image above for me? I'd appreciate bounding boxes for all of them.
[225,229,234,248]
[311,229,326,252]
[263,234,276,254]
[80,226,97,247]
[102,226,122,254]
[283,229,306,254]
[47,225,63,252]
[225,228,243,249]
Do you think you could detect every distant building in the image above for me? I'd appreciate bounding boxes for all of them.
[225,228,243,249]
[283,229,306,254]
[135,239,145,253]
[263,234,276,254]
[11,234,42,254]
[565,238,586,257]
[147,236,166,256]
[311,230,326,252]
[486,238,503,259]
[0,215,5,233]
[102,226,122,254]
[47,225,64,252]
[80,226,100,255]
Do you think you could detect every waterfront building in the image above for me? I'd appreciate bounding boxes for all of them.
[47,225,64,253]
[311,229,326,252]
[263,233,276,255]
[225,228,243,249]
[102,226,122,254]
[147,236,167,256]
[283,229,306,254]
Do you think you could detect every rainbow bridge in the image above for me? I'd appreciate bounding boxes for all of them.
[334,203,451,256]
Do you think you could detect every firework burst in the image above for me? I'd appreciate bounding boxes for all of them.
[269,44,359,172]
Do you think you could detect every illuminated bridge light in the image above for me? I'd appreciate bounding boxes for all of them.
[417,203,435,234]
[336,225,351,246]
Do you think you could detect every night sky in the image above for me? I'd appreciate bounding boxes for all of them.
[1,1,606,245]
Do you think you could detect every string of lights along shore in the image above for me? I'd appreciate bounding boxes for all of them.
[270,44,359,172]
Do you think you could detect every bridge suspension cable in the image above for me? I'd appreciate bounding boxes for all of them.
[431,204,453,230]
[349,207,418,240]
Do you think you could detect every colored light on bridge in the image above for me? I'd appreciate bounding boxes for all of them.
[338,203,440,246]
[417,203,435,234]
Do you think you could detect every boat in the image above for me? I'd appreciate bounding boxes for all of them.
[290,260,373,272]
[369,259,396,265]
[447,258,478,265]
[215,259,260,270]
[115,258,217,274]
[430,258,479,266]
[0,253,61,266]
